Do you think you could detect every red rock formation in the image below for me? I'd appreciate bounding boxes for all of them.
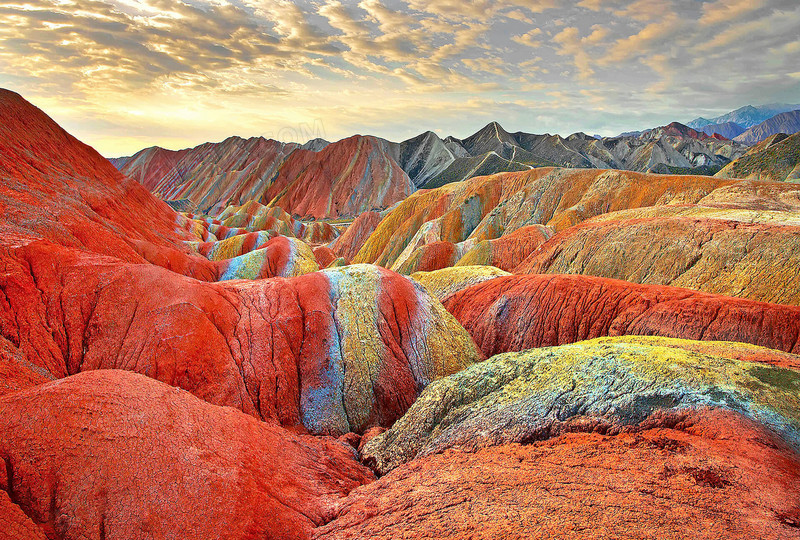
[0,492,48,540]
[211,200,341,244]
[0,339,51,397]
[394,241,459,274]
[0,370,373,540]
[264,136,414,218]
[455,224,552,271]
[1,238,478,435]
[214,234,320,280]
[443,274,800,358]
[6,87,800,540]
[0,89,480,437]
[316,409,800,540]
[0,89,216,279]
[330,211,382,262]
[115,137,301,215]
[652,121,722,141]
[113,145,187,192]
[190,230,276,259]
[313,246,337,268]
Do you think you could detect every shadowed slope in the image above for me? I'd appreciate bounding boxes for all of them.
[312,246,337,268]
[701,121,746,139]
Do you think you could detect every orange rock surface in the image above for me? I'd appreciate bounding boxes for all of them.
[317,409,800,540]
[394,241,460,274]
[515,216,800,305]
[455,224,552,271]
[313,245,338,268]
[329,211,383,262]
[354,167,800,269]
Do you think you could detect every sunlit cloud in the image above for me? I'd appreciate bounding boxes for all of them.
[0,0,798,155]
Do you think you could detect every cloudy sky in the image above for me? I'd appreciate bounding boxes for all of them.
[2,0,799,156]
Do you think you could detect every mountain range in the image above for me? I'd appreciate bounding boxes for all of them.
[685,104,800,145]
[113,120,747,216]
[700,122,746,139]
[112,135,413,217]
[687,103,800,130]
[733,110,800,145]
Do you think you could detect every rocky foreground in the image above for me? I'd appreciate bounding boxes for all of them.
[1,88,799,539]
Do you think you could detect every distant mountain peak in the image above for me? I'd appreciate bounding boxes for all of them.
[567,132,592,141]
[643,121,713,141]
[734,109,800,145]
[476,121,509,136]
[688,103,800,130]
[665,121,691,130]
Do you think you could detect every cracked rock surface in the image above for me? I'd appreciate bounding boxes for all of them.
[1,237,479,435]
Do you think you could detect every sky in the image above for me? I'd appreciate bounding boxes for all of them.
[2,0,799,157]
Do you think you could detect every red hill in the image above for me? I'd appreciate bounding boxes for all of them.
[0,89,214,278]
[264,135,414,218]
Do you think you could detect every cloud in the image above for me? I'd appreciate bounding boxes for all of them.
[1,0,798,156]
[603,14,682,64]
[552,25,610,80]
[699,0,767,26]
[512,28,542,48]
